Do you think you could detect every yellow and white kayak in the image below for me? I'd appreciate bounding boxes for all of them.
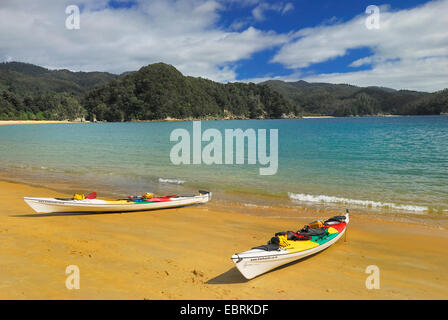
[231,212,349,279]
[23,191,211,214]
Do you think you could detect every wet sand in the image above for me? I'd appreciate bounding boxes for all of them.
[0,179,447,299]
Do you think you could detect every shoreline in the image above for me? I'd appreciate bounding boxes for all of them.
[0,120,89,125]
[1,178,447,299]
[0,169,447,228]
[1,114,446,125]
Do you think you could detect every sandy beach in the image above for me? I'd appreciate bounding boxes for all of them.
[0,121,85,125]
[301,116,336,119]
[0,178,447,300]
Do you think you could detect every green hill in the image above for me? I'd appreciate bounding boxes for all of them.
[0,62,119,120]
[260,79,445,116]
[0,62,118,96]
[83,63,298,121]
[0,61,446,121]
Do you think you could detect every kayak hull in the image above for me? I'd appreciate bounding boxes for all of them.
[231,213,348,279]
[23,191,211,214]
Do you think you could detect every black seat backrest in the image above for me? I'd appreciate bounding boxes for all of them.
[298,227,327,237]
[324,216,346,225]
[252,243,280,251]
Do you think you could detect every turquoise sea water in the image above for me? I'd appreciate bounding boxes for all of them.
[1,116,447,215]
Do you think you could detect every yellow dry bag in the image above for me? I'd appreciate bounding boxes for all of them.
[309,220,324,228]
[73,194,85,200]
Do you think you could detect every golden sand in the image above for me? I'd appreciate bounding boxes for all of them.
[301,116,336,119]
[0,179,447,299]
[0,121,87,125]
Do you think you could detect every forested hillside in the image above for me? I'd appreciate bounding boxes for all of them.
[0,62,117,96]
[0,61,446,121]
[261,80,448,116]
[83,63,298,121]
[0,62,117,120]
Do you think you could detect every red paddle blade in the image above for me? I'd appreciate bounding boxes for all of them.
[86,192,97,199]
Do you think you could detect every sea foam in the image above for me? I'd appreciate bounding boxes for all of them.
[288,192,428,213]
[158,178,185,185]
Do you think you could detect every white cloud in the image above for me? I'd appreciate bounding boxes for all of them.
[252,2,294,21]
[227,0,293,30]
[228,19,250,31]
[302,57,448,92]
[349,56,374,68]
[223,0,260,7]
[282,2,294,15]
[1,0,446,91]
[0,0,287,82]
[252,4,266,21]
[271,0,448,91]
[239,70,302,84]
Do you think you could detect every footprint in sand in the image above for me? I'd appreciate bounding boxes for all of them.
[192,269,204,277]
[189,269,205,284]
[69,249,94,258]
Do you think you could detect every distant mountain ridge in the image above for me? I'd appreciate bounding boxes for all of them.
[0,62,118,95]
[0,61,446,121]
[260,79,446,116]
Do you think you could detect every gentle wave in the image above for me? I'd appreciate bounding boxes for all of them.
[243,203,272,209]
[158,178,185,185]
[288,192,429,213]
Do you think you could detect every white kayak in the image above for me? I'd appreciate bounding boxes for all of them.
[24,190,211,214]
[231,212,349,279]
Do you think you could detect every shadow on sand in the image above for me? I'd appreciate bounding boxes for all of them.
[12,203,205,218]
[10,211,124,217]
[207,250,328,284]
[206,267,249,284]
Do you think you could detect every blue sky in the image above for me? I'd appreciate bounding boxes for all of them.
[211,0,434,81]
[0,0,447,91]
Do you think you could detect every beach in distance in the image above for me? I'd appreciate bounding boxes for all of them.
[0,179,447,299]
[0,120,78,125]
[0,115,403,125]
[0,116,335,126]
